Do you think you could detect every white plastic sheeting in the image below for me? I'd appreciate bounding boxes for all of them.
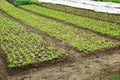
[38,0,120,14]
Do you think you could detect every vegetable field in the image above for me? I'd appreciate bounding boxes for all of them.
[0,0,120,70]
[0,14,65,67]
[21,5,120,37]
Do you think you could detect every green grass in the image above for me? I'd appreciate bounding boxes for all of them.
[0,13,65,68]
[1,0,119,53]
[39,3,120,24]
[20,4,120,37]
[109,74,120,80]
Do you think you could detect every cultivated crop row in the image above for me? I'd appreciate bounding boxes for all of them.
[20,5,120,37]
[0,14,65,68]
[1,0,119,53]
[39,3,120,24]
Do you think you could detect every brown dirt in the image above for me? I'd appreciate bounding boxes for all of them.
[6,49,120,80]
[0,45,120,80]
[0,48,8,80]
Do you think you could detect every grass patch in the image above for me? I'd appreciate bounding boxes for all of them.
[109,74,120,80]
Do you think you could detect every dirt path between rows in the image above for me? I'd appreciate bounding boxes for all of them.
[0,48,8,80]
[6,49,120,80]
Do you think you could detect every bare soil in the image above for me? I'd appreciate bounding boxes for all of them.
[2,49,119,80]
[0,48,8,80]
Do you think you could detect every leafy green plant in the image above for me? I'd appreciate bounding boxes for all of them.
[20,5,120,37]
[1,0,119,54]
[39,3,120,24]
[0,14,66,68]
